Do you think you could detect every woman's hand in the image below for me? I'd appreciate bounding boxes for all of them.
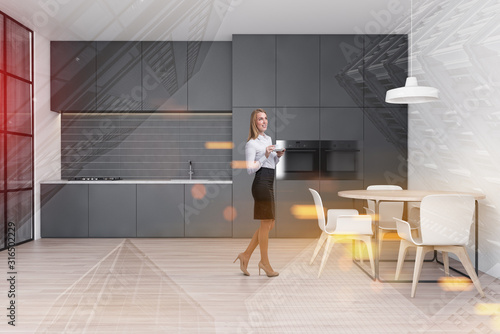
[265,145,275,158]
[276,149,285,157]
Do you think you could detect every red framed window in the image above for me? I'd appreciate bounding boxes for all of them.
[0,11,34,250]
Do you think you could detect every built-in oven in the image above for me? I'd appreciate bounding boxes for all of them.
[276,140,320,180]
[320,140,362,180]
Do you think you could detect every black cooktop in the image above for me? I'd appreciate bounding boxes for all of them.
[72,177,122,181]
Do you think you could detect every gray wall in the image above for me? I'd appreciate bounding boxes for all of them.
[61,113,232,180]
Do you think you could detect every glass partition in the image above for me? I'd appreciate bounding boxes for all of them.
[0,12,34,250]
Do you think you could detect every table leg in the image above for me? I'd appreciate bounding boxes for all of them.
[374,199,380,280]
[475,200,479,275]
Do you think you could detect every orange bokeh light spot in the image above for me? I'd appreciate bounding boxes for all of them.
[205,141,234,149]
[475,303,500,315]
[381,232,401,240]
[438,277,473,291]
[290,205,318,220]
[191,184,206,199]
[231,160,247,169]
[223,206,236,221]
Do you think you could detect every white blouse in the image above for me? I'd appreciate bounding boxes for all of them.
[245,134,280,174]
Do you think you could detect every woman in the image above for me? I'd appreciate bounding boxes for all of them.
[234,108,285,277]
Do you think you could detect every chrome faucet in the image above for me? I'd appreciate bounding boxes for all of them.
[188,160,194,180]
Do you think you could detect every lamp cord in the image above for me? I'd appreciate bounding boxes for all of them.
[410,0,413,77]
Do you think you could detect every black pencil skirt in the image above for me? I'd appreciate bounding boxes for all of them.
[252,167,275,220]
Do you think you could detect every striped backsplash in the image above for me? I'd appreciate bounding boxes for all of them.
[61,113,232,180]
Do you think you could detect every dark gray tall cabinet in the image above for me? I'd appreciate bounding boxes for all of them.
[362,34,408,188]
[232,35,275,107]
[232,34,407,237]
[232,35,277,237]
[320,35,364,108]
[276,35,320,107]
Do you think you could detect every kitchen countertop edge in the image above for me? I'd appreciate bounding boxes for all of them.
[41,180,233,184]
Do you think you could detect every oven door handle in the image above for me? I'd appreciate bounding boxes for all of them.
[322,149,360,152]
[286,149,318,153]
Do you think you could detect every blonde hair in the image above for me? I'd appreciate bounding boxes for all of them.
[247,108,267,141]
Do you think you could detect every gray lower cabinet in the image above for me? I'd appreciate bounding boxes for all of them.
[137,184,185,237]
[41,184,89,237]
[184,183,232,237]
[276,180,320,238]
[319,180,364,213]
[89,184,137,237]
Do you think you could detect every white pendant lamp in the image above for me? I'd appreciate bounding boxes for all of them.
[385,77,439,104]
[385,0,439,104]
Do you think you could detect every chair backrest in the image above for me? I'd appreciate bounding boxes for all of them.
[419,194,475,246]
[366,185,404,228]
[308,188,326,232]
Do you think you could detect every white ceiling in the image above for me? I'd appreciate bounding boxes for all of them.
[0,0,410,41]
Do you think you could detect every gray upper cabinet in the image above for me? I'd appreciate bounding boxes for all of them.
[276,35,320,107]
[142,42,188,111]
[187,41,232,111]
[96,41,142,111]
[89,184,137,237]
[320,108,363,140]
[276,107,320,140]
[50,41,97,112]
[320,35,363,108]
[232,35,276,107]
[363,34,408,108]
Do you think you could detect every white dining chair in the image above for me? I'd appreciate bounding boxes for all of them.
[308,188,374,278]
[394,194,484,298]
[364,185,418,257]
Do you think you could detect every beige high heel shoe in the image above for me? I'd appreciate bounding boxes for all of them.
[258,261,279,277]
[233,253,250,276]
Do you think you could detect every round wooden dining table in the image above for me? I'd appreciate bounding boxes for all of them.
[338,189,485,281]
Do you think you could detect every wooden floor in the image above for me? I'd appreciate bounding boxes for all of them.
[0,238,498,333]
